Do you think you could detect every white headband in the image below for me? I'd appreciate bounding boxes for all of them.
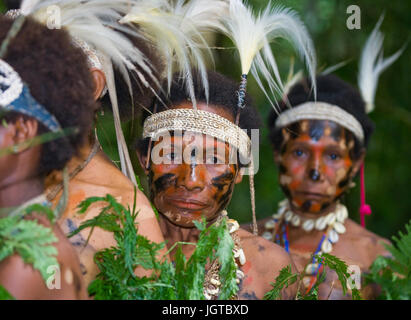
[143,109,252,160]
[275,101,365,143]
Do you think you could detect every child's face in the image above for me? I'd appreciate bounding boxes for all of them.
[276,119,361,213]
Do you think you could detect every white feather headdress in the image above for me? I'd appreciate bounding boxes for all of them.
[120,0,229,109]
[220,0,317,112]
[19,0,162,185]
[358,15,405,113]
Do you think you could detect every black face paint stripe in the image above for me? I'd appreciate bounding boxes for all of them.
[211,171,234,191]
[308,120,325,142]
[153,173,176,192]
[302,200,312,212]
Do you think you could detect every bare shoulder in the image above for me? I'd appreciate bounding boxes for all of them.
[344,219,390,251]
[0,214,87,299]
[238,228,294,272]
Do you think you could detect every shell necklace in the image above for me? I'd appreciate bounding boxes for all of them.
[262,199,349,291]
[203,210,246,300]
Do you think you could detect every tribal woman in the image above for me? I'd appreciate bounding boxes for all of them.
[0,14,95,299]
[252,18,404,299]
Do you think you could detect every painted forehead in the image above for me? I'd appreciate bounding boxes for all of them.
[282,119,357,144]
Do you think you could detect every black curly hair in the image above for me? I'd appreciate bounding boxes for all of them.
[268,74,374,159]
[136,70,262,159]
[0,16,96,175]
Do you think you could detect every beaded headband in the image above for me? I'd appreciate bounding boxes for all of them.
[143,109,252,160]
[0,59,62,132]
[275,101,365,143]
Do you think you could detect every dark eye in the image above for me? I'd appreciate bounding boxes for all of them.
[294,149,304,157]
[328,153,340,161]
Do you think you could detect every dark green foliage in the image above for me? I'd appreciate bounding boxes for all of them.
[0,284,14,300]
[264,253,362,300]
[0,206,58,281]
[71,192,238,300]
[263,265,298,300]
[364,219,411,300]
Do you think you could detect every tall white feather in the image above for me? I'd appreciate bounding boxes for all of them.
[120,0,229,108]
[20,0,162,185]
[221,0,317,109]
[358,15,405,113]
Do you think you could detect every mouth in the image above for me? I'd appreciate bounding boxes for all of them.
[295,191,329,200]
[166,197,209,211]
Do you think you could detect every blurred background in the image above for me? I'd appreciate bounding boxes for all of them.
[2,0,409,240]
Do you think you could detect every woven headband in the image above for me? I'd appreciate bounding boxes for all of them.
[143,109,252,160]
[275,101,365,143]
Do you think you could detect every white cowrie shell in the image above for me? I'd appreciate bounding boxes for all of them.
[238,249,246,265]
[329,229,339,243]
[315,217,327,230]
[305,263,319,275]
[207,288,219,296]
[321,239,332,253]
[236,270,245,279]
[325,213,336,225]
[291,215,301,227]
[210,278,221,286]
[262,231,273,241]
[302,219,314,232]
[264,219,276,230]
[233,249,240,258]
[303,276,313,288]
[204,292,212,300]
[333,222,346,234]
[336,205,348,222]
[284,210,293,222]
[227,219,240,233]
[279,199,288,208]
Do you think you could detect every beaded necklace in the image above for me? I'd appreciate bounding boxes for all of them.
[262,199,348,293]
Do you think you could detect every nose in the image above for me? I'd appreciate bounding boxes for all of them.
[177,163,205,191]
[309,169,321,181]
[307,151,323,182]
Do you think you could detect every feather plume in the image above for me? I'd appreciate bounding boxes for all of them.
[358,15,405,113]
[120,0,229,108]
[221,0,317,110]
[19,0,162,185]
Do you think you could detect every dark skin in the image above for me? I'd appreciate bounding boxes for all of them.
[137,102,297,300]
[0,116,88,299]
[45,70,169,286]
[244,119,390,299]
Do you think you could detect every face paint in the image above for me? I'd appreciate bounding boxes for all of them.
[277,119,357,214]
[148,102,241,228]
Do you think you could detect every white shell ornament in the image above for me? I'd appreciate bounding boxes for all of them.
[321,239,332,253]
[291,215,301,227]
[329,229,339,243]
[325,213,336,225]
[336,205,348,222]
[333,222,346,234]
[305,263,319,275]
[315,216,327,230]
[302,219,314,232]
[262,231,273,241]
[264,220,276,230]
[284,210,293,222]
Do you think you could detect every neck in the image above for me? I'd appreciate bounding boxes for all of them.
[0,175,44,209]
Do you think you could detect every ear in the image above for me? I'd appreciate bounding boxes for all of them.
[13,116,39,152]
[90,68,106,102]
[350,148,366,179]
[273,149,282,165]
[136,145,149,175]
